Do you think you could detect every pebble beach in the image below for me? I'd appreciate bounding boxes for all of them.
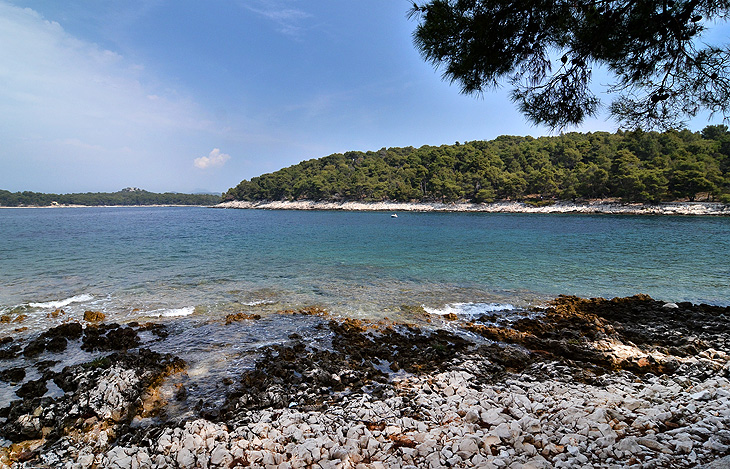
[216,200,730,216]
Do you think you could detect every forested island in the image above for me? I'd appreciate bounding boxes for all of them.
[225,127,730,205]
[0,188,221,207]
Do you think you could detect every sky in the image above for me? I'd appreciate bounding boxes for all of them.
[0,1,727,194]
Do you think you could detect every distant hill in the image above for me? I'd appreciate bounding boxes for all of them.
[0,189,222,207]
[225,127,730,205]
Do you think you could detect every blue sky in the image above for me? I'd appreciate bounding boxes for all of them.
[0,1,726,194]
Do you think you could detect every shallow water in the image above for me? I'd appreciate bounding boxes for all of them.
[1,207,729,406]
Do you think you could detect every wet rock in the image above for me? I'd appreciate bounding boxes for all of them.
[46,322,83,340]
[82,323,141,351]
[463,294,730,378]
[15,379,48,399]
[20,323,84,358]
[0,343,21,360]
[0,366,25,383]
[133,321,169,338]
[23,338,47,357]
[45,336,67,353]
[83,310,106,322]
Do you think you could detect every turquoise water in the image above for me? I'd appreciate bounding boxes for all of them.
[1,207,729,331]
[1,206,729,407]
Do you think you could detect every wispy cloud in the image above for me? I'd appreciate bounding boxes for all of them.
[194,148,231,169]
[242,0,311,36]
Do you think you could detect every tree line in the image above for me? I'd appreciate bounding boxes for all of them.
[0,189,221,207]
[225,126,730,204]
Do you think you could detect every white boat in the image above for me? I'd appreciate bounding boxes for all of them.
[391,214,398,218]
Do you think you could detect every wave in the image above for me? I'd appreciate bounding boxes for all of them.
[242,300,275,306]
[147,306,195,318]
[28,294,94,309]
[424,302,515,319]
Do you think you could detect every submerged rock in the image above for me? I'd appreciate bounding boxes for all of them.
[224,312,262,324]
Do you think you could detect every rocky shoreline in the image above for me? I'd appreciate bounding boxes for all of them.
[1,296,730,468]
[215,200,730,216]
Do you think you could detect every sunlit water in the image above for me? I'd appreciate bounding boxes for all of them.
[1,207,729,408]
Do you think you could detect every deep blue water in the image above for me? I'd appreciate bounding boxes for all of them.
[1,206,729,333]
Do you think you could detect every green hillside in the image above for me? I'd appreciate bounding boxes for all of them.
[226,127,730,204]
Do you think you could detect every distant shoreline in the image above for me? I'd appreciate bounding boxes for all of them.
[216,199,730,216]
[3,201,728,216]
[0,204,214,209]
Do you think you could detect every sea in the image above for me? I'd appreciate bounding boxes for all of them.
[1,206,729,409]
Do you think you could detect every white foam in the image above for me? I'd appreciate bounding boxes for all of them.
[147,306,195,318]
[242,300,275,306]
[28,294,94,309]
[424,302,515,319]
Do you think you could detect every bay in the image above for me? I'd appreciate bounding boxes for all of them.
[2,206,729,409]
[1,207,729,328]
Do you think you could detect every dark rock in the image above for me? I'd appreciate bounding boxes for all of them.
[0,343,21,360]
[0,367,26,383]
[134,322,169,338]
[45,336,67,353]
[16,379,48,399]
[82,324,141,351]
[23,338,46,357]
[218,316,480,423]
[35,360,59,372]
[44,322,83,340]
[463,294,730,377]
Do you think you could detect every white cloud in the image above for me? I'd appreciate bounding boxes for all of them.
[194,148,231,169]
